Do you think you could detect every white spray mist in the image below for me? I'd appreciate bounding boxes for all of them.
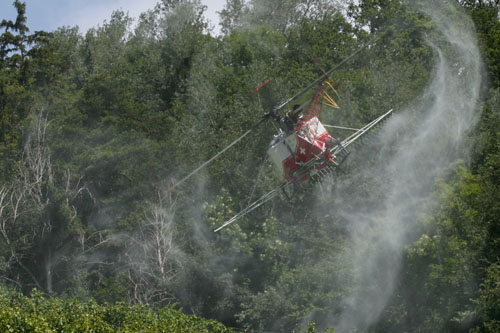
[316,1,482,331]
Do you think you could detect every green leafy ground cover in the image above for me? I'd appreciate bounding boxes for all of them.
[0,288,232,332]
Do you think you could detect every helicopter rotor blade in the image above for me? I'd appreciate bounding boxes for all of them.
[272,32,385,116]
[167,30,387,193]
[167,115,269,192]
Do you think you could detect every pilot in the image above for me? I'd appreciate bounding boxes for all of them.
[282,104,302,132]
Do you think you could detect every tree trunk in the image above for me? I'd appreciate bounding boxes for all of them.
[45,247,52,294]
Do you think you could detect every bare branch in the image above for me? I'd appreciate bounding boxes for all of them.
[125,191,180,305]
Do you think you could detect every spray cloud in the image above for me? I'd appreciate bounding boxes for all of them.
[127,0,482,329]
[316,1,482,331]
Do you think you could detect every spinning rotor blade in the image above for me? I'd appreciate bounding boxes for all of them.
[168,31,386,192]
[272,33,384,115]
[167,116,269,192]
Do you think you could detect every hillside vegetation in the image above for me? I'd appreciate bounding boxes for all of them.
[0,0,499,331]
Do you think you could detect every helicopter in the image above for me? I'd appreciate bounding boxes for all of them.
[167,36,393,232]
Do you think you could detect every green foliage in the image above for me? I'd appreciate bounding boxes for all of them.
[461,1,500,88]
[376,161,500,331]
[0,0,499,332]
[0,287,232,332]
[473,261,500,332]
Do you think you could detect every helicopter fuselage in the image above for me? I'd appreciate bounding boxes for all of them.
[267,116,334,182]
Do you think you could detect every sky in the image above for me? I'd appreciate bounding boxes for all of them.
[0,0,226,34]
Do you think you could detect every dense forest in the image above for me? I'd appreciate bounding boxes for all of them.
[0,0,499,331]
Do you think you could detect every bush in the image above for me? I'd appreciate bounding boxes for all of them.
[0,288,232,332]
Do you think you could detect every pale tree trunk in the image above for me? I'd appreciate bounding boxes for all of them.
[46,247,52,294]
[0,184,43,289]
[126,192,178,305]
[0,109,97,293]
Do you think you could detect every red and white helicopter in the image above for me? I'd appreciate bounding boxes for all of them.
[167,43,392,232]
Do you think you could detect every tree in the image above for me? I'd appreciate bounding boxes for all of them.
[125,193,179,306]
[219,0,248,35]
[0,0,29,64]
[0,109,98,294]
